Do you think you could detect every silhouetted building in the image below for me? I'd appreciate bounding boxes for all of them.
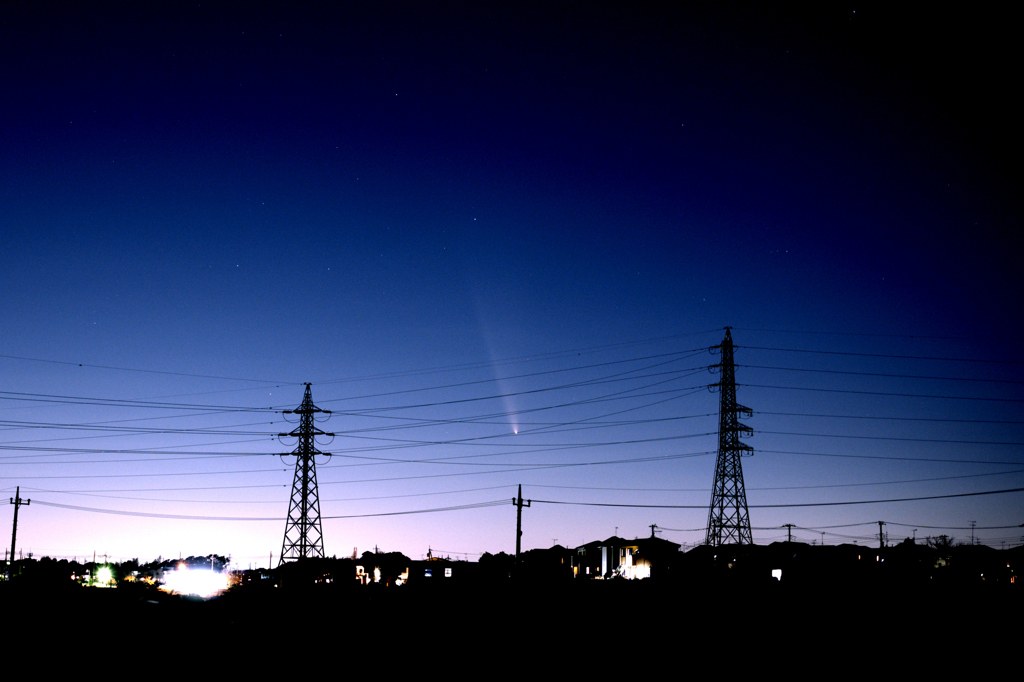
[572,535,680,579]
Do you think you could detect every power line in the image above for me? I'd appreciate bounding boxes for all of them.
[0,466,289,480]
[20,483,285,494]
[521,468,1024,492]
[738,345,1024,365]
[758,430,1024,446]
[883,521,1024,531]
[743,383,1024,403]
[320,349,708,407]
[31,499,283,521]
[311,331,721,386]
[759,448,1024,466]
[741,364,1024,384]
[528,486,1024,509]
[730,327,1017,341]
[0,353,296,384]
[15,483,515,505]
[29,497,512,521]
[0,418,282,437]
[760,411,1023,425]
[0,390,277,412]
[329,361,706,416]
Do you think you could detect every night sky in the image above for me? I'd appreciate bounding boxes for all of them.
[2,4,1020,566]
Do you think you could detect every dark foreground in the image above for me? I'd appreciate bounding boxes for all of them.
[3,577,1017,667]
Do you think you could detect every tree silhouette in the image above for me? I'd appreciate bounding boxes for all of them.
[926,535,958,552]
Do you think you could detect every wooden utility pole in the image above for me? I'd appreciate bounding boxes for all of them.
[8,486,30,577]
[513,484,531,569]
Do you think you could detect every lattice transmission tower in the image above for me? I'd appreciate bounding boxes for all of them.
[705,328,754,546]
[279,383,333,564]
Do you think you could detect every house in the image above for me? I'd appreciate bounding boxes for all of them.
[613,535,681,580]
[572,533,680,579]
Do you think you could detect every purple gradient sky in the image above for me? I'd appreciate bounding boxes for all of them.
[1,4,1020,566]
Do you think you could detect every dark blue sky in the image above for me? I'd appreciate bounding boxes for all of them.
[2,4,1020,564]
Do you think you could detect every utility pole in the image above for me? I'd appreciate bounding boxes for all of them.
[783,524,794,543]
[705,328,754,546]
[513,484,531,571]
[878,521,886,549]
[8,486,29,577]
[649,524,659,538]
[278,384,332,565]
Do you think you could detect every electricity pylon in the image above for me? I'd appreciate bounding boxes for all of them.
[279,384,332,564]
[705,328,754,546]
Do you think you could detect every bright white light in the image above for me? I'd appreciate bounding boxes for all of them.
[96,566,114,586]
[161,566,228,599]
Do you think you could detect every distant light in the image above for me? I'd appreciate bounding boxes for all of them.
[96,566,114,586]
[771,569,782,581]
[162,566,228,599]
